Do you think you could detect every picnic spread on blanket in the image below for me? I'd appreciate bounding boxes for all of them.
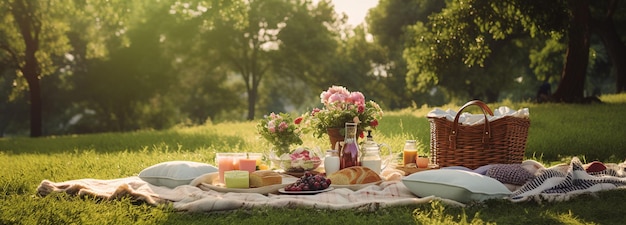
[36,99,626,212]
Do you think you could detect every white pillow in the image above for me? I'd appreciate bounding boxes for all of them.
[402,169,511,203]
[139,161,218,188]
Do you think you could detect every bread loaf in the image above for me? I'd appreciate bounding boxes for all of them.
[328,166,382,185]
[249,170,282,187]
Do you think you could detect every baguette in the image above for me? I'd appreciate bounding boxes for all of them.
[328,166,382,185]
[249,170,282,187]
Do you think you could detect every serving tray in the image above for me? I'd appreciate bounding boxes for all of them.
[191,172,298,194]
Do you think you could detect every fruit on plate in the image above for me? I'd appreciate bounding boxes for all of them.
[284,172,331,191]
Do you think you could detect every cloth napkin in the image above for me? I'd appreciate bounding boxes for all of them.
[427,106,529,125]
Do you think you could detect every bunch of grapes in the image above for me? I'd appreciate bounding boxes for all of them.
[284,172,331,191]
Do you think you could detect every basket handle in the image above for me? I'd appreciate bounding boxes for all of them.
[449,100,494,150]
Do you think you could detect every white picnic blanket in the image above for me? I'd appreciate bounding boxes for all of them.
[36,157,626,211]
[36,176,463,212]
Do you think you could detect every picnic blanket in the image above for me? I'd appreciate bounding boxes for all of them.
[36,157,626,212]
[37,176,463,212]
[510,157,626,202]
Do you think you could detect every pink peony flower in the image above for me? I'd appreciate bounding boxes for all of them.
[257,112,304,155]
[299,85,383,139]
[348,92,365,105]
[311,108,321,116]
[278,121,288,132]
[328,93,348,103]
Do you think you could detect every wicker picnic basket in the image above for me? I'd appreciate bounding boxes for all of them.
[428,100,530,169]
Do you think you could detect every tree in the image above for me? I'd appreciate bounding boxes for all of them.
[192,0,339,120]
[270,0,339,105]
[0,0,150,136]
[551,0,591,102]
[367,0,446,107]
[404,1,534,102]
[590,0,626,93]
[535,0,626,101]
[403,0,625,103]
[76,20,176,131]
[0,0,73,137]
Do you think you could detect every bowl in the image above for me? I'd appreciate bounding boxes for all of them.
[269,147,322,172]
[271,158,321,172]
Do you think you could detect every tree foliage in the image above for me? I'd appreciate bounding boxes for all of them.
[402,0,569,102]
[1,0,625,137]
[367,0,446,107]
[402,0,625,103]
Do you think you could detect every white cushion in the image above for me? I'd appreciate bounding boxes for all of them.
[402,169,511,203]
[139,161,218,188]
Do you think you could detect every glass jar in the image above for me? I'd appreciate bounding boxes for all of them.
[403,140,418,166]
[361,148,382,174]
[324,150,340,175]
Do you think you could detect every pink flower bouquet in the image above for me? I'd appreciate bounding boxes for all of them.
[299,85,383,138]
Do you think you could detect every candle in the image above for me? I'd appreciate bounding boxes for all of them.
[217,157,234,184]
[247,153,263,166]
[239,158,257,173]
[224,170,249,188]
[416,156,429,168]
[215,153,249,183]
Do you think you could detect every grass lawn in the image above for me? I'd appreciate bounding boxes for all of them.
[2,94,626,224]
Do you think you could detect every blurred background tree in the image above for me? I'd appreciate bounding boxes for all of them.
[1,0,624,137]
[403,0,625,103]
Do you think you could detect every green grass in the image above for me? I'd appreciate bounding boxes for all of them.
[2,94,626,224]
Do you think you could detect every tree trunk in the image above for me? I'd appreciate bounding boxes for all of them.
[552,0,591,102]
[12,0,43,137]
[247,85,257,120]
[592,0,626,93]
[24,72,43,137]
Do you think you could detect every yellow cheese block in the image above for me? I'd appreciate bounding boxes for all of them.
[224,170,249,188]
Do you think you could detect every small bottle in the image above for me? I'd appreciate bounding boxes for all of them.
[403,140,418,166]
[324,150,340,175]
[340,122,360,169]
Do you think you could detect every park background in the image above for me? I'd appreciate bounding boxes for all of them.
[1,0,625,137]
[3,1,626,223]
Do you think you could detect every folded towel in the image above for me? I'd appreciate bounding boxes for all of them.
[427,106,529,125]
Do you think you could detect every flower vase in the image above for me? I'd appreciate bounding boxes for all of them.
[272,144,292,157]
[327,128,344,150]
[269,144,291,170]
[327,128,362,150]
